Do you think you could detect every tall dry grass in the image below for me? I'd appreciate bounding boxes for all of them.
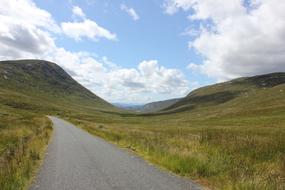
[0,114,52,190]
[73,117,285,189]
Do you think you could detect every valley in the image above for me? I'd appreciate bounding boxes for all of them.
[0,60,285,189]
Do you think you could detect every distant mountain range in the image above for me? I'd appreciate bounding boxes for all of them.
[113,98,181,113]
[112,103,144,111]
[139,98,181,113]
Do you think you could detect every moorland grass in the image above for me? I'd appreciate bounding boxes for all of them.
[69,109,285,189]
[0,108,52,190]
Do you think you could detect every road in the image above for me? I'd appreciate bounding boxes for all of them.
[30,116,203,190]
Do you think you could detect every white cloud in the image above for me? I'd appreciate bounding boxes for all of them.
[164,0,195,15]
[0,0,60,32]
[165,0,285,81]
[61,6,116,41]
[61,19,117,41]
[135,60,189,94]
[120,4,140,21]
[0,0,58,60]
[72,6,86,19]
[181,26,200,36]
[187,63,200,72]
[0,23,56,58]
[91,59,190,103]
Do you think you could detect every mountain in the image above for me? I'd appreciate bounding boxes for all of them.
[0,59,116,113]
[159,72,285,114]
[113,99,180,113]
[140,98,180,113]
[113,103,144,111]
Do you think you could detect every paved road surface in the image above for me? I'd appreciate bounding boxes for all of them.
[30,116,203,190]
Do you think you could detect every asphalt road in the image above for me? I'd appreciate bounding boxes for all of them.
[30,116,203,190]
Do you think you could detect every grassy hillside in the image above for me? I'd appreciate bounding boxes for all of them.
[163,72,285,113]
[0,60,116,112]
[140,98,180,113]
[1,60,284,189]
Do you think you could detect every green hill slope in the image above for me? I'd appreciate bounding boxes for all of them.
[0,60,116,113]
[162,72,285,115]
[140,98,180,113]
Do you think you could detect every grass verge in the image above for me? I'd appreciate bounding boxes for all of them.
[0,112,52,190]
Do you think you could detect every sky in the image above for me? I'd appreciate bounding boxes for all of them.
[0,0,285,104]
